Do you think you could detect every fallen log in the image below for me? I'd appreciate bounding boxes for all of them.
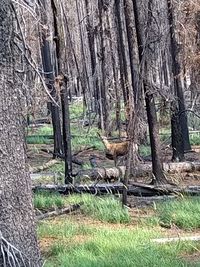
[32,183,200,196]
[152,236,200,244]
[29,159,60,173]
[36,203,82,221]
[74,161,200,181]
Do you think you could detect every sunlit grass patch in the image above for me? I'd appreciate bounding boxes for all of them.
[26,135,53,144]
[35,125,53,136]
[154,196,200,230]
[34,191,67,211]
[66,194,131,224]
[39,220,199,267]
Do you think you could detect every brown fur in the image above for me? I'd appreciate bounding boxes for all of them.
[97,133,129,166]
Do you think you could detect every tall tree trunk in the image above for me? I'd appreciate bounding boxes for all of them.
[97,0,108,132]
[85,0,100,114]
[61,78,73,183]
[0,1,41,266]
[51,0,73,182]
[39,0,63,157]
[167,0,190,157]
[133,0,167,184]
[115,0,129,125]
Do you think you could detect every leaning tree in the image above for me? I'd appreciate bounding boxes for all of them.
[0,1,41,266]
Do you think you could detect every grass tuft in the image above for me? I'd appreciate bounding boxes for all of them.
[34,191,66,211]
[153,196,200,230]
[67,194,131,224]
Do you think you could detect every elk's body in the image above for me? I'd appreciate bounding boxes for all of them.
[98,133,129,166]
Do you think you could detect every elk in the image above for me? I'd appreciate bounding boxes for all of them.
[97,133,130,166]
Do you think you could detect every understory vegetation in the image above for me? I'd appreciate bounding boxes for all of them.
[31,104,200,266]
[36,193,200,267]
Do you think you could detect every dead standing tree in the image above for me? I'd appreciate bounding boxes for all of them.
[0,1,41,266]
[132,0,168,184]
[39,0,63,157]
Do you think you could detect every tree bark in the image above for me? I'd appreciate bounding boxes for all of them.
[132,0,167,184]
[39,0,63,157]
[167,0,190,158]
[0,1,41,266]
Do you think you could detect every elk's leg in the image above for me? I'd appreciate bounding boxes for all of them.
[114,153,117,167]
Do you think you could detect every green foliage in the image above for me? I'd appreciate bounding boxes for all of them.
[34,191,66,211]
[67,194,131,224]
[190,134,200,146]
[47,162,65,173]
[26,136,53,144]
[139,145,151,156]
[35,126,53,135]
[154,197,200,230]
[69,102,84,119]
[38,218,90,239]
[39,219,199,267]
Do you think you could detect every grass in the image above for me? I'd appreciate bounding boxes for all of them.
[35,125,53,136]
[26,135,53,144]
[69,102,84,119]
[38,218,200,267]
[190,134,200,146]
[34,192,130,224]
[34,191,67,211]
[47,162,65,173]
[152,196,200,230]
[36,193,200,266]
[139,144,151,157]
[67,194,131,224]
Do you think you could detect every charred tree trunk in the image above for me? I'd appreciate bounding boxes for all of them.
[97,0,108,132]
[167,0,190,157]
[51,0,73,183]
[123,0,140,103]
[133,0,167,184]
[0,1,41,266]
[115,0,129,111]
[39,0,63,157]
[60,78,73,183]
[85,0,100,114]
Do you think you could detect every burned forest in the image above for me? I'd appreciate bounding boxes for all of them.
[1,0,200,266]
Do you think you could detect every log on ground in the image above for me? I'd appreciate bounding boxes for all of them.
[36,203,83,220]
[75,161,200,181]
[32,183,200,196]
[29,159,60,173]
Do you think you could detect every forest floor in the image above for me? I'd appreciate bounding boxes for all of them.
[36,193,200,267]
[28,142,200,187]
[27,120,200,266]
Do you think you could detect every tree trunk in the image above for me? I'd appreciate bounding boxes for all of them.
[39,0,63,157]
[167,0,190,157]
[0,2,41,266]
[132,0,167,184]
[61,78,73,183]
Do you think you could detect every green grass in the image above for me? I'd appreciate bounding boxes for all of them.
[190,134,200,146]
[67,194,131,224]
[47,162,65,173]
[35,125,53,135]
[69,102,84,119]
[34,192,130,224]
[154,197,200,230]
[26,135,53,144]
[37,194,200,266]
[71,125,103,151]
[34,191,67,211]
[38,218,200,267]
[139,145,151,157]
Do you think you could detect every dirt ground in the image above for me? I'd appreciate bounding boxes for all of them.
[28,143,200,187]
